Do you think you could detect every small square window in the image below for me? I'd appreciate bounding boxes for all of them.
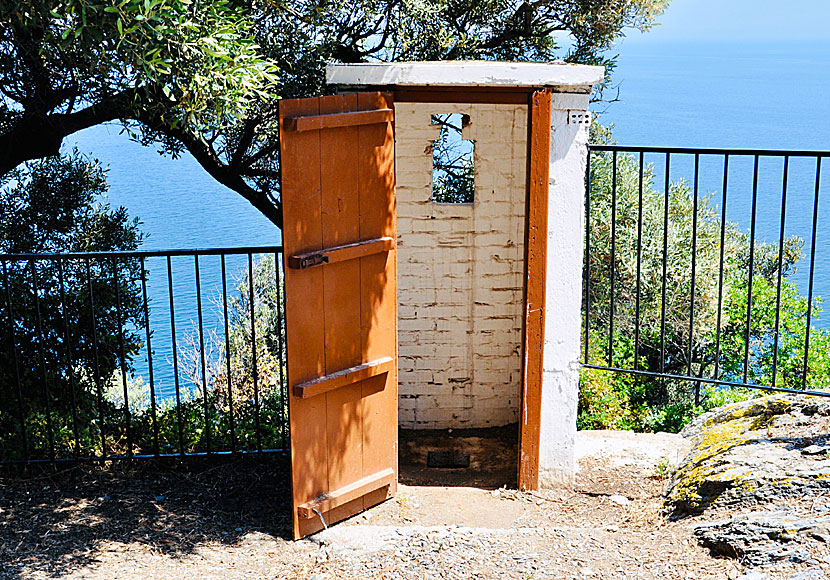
[431,113,475,204]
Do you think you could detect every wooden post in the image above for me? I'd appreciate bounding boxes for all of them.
[518,89,552,491]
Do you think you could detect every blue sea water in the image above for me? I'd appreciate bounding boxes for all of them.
[61,41,830,397]
[65,125,282,399]
[602,40,830,326]
[602,41,830,150]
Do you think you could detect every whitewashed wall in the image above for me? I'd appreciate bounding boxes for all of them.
[395,101,528,429]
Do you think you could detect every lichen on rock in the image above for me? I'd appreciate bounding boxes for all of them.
[664,394,830,519]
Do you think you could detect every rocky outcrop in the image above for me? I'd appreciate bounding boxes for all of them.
[663,394,830,571]
[665,395,830,518]
[694,512,830,566]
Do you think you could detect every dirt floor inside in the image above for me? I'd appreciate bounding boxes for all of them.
[399,425,518,489]
[0,430,822,579]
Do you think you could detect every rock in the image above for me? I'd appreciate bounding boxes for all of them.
[694,511,830,566]
[608,495,630,506]
[664,394,830,518]
[788,571,825,580]
[735,572,768,580]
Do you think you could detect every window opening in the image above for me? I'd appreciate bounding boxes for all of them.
[431,113,475,204]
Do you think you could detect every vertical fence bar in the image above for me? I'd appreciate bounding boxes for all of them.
[771,156,789,388]
[803,157,822,390]
[167,256,185,456]
[608,151,618,366]
[274,251,287,449]
[31,260,56,463]
[194,255,210,454]
[2,260,28,460]
[634,152,645,370]
[714,155,729,382]
[584,148,592,364]
[113,259,132,458]
[58,259,81,457]
[248,253,262,452]
[140,257,160,456]
[744,155,760,383]
[660,153,671,374]
[220,255,236,453]
[86,259,106,459]
[690,154,700,405]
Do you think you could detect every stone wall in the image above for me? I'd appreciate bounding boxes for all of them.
[395,101,528,429]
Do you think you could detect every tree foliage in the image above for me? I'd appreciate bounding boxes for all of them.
[0,0,668,226]
[0,0,279,219]
[0,151,144,459]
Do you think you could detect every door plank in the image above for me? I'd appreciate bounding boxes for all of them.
[280,96,330,540]
[288,237,395,270]
[297,468,396,518]
[283,108,393,132]
[319,93,367,528]
[357,92,398,509]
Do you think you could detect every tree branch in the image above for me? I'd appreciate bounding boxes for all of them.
[0,89,139,176]
[138,112,283,228]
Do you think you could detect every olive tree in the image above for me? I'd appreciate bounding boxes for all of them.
[0,0,668,227]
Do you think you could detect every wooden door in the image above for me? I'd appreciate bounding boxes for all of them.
[279,92,398,540]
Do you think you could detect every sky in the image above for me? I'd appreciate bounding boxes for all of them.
[620,0,830,44]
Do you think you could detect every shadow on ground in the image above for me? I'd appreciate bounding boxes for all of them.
[0,455,292,579]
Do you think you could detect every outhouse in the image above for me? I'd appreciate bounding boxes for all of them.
[278,61,603,539]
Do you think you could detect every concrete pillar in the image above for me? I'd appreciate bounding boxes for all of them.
[539,92,592,487]
[539,93,591,487]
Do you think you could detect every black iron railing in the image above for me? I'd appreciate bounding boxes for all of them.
[0,246,288,465]
[585,145,830,400]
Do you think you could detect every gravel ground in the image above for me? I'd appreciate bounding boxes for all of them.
[0,433,820,579]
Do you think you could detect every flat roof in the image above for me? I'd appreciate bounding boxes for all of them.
[326,61,605,88]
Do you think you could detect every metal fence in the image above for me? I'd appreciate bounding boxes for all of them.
[0,246,289,465]
[584,145,830,401]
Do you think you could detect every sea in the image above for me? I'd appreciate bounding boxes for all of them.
[62,41,830,398]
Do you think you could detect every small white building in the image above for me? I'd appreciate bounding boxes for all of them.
[326,61,603,488]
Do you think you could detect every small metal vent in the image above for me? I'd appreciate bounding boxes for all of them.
[427,450,471,468]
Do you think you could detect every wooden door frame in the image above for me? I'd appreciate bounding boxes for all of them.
[392,86,552,490]
[518,89,552,491]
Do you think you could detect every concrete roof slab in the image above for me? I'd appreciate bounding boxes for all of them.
[326,61,605,89]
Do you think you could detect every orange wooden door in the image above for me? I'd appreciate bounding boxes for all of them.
[279,92,398,540]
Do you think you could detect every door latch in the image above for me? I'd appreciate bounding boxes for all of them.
[288,252,329,269]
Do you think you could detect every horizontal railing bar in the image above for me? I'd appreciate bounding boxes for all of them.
[0,245,284,261]
[0,448,288,466]
[582,364,830,398]
[589,144,830,157]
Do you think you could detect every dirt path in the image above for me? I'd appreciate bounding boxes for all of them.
[0,433,813,579]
